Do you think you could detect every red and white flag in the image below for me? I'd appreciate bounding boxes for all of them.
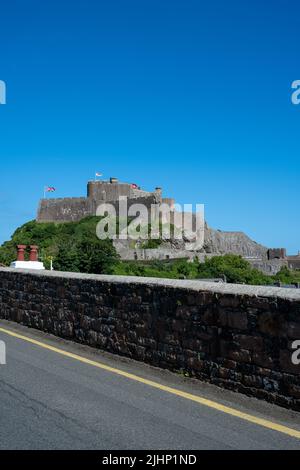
[95,172,102,177]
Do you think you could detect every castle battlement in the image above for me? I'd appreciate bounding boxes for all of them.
[37,178,173,223]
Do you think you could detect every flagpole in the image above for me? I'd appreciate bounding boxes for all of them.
[43,186,46,199]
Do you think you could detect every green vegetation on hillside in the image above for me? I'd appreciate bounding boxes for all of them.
[112,255,274,285]
[113,257,300,285]
[0,217,119,274]
[0,218,299,286]
[273,266,300,284]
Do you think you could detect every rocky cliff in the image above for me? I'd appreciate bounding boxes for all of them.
[203,225,268,259]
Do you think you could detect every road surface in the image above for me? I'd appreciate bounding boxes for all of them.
[0,319,300,450]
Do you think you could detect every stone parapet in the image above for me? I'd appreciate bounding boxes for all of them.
[1,268,299,410]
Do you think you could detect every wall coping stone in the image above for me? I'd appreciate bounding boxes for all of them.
[1,267,300,300]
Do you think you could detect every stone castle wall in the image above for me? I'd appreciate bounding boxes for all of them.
[37,181,162,223]
[37,198,95,223]
[248,258,288,275]
[87,181,133,201]
[1,268,300,410]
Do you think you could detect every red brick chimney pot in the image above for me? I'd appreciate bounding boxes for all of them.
[17,245,27,262]
[29,245,39,262]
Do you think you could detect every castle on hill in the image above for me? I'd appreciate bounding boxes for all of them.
[36,177,299,275]
[37,177,174,223]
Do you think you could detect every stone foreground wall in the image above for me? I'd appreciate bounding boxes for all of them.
[0,268,300,410]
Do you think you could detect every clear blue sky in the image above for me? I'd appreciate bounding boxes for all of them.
[0,0,299,253]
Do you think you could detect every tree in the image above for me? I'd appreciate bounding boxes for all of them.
[196,254,272,285]
[76,238,118,274]
[0,217,119,275]
[54,241,79,272]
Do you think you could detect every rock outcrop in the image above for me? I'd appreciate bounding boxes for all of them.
[203,225,268,259]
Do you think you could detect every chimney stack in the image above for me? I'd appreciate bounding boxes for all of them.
[29,245,38,262]
[17,245,27,262]
[11,244,45,270]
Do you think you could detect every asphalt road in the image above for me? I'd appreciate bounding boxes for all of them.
[0,319,300,450]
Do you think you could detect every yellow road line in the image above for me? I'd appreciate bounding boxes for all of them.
[1,325,300,440]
